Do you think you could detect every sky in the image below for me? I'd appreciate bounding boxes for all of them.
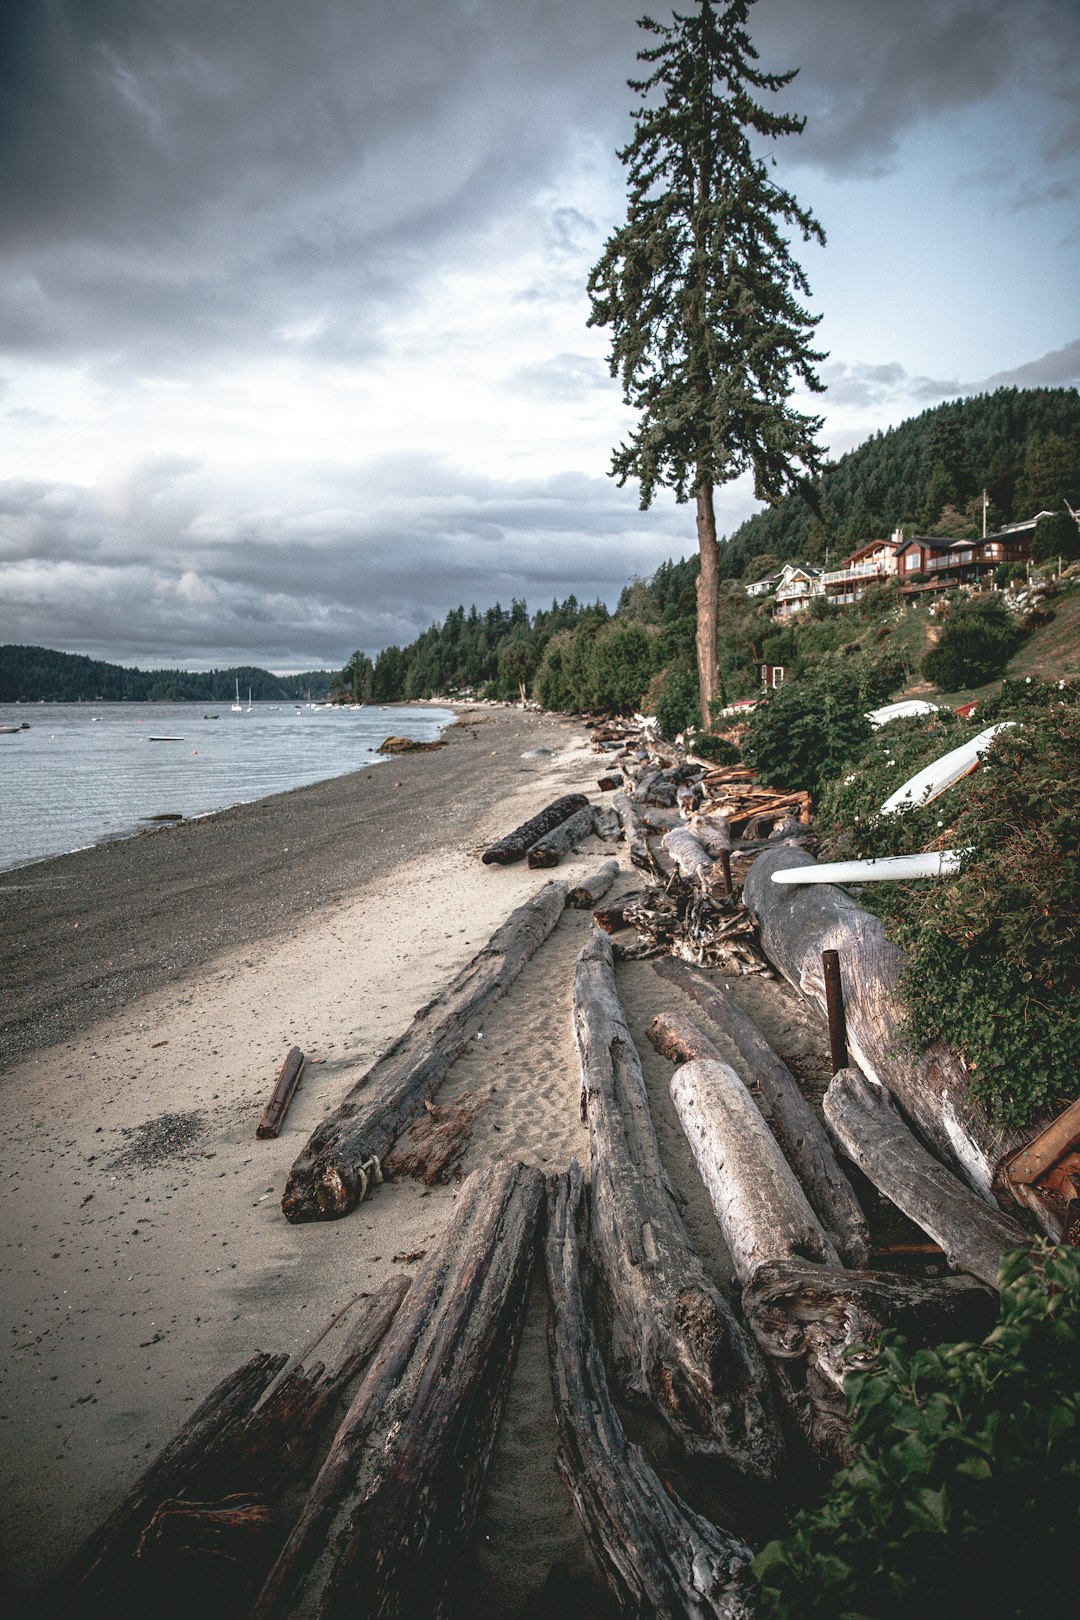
[1,0,1077,673]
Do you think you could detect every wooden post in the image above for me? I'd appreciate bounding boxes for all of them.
[717,847,732,896]
[822,950,847,1074]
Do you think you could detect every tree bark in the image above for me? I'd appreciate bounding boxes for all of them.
[527,804,598,868]
[743,1258,996,1462]
[573,928,781,1478]
[651,957,869,1267]
[612,792,659,876]
[567,858,620,909]
[281,881,565,1221]
[696,484,721,727]
[742,845,1034,1200]
[481,794,591,864]
[251,1160,543,1620]
[670,1059,840,1285]
[545,1164,754,1620]
[823,1067,1027,1288]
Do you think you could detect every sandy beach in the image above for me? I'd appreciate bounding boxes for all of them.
[0,702,832,1613]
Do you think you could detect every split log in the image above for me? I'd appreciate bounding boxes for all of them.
[251,1160,543,1620]
[383,1088,488,1184]
[651,957,869,1267]
[281,882,565,1221]
[670,1058,840,1284]
[255,1046,305,1139]
[660,826,714,882]
[545,1164,753,1619]
[823,1067,1027,1287]
[612,792,659,876]
[573,928,781,1478]
[481,794,590,864]
[527,804,598,868]
[744,1259,996,1461]
[135,1492,274,1579]
[568,858,620,909]
[743,845,1035,1201]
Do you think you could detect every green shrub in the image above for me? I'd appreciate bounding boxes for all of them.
[921,596,1020,690]
[742,653,901,796]
[652,664,699,737]
[533,630,576,711]
[1032,510,1080,564]
[753,1243,1080,1620]
[692,732,741,765]
[582,620,657,713]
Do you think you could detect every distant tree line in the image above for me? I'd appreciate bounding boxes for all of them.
[0,645,336,704]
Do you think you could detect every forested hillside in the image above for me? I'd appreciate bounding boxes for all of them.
[721,386,1080,579]
[0,646,335,703]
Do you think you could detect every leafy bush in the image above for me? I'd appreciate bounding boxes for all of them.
[533,630,576,711]
[581,620,657,713]
[651,663,700,737]
[818,681,1080,1126]
[692,732,742,765]
[742,653,901,796]
[753,1243,1080,1620]
[1032,509,1080,564]
[921,595,1021,690]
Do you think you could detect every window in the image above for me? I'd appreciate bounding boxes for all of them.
[772,666,784,688]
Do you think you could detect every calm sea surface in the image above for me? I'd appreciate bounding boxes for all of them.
[0,701,454,873]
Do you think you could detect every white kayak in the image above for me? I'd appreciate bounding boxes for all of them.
[879,722,1015,816]
[865,699,940,727]
[771,850,967,885]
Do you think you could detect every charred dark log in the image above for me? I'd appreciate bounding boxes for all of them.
[251,1160,543,1620]
[651,957,869,1267]
[592,888,647,935]
[743,1259,996,1462]
[743,846,1035,1199]
[135,1492,274,1574]
[281,882,565,1221]
[545,1164,754,1619]
[669,1058,840,1285]
[823,1067,1027,1287]
[528,805,599,868]
[255,1047,305,1139]
[383,1088,488,1185]
[573,928,781,1478]
[481,794,590,864]
[568,859,620,910]
[612,792,659,877]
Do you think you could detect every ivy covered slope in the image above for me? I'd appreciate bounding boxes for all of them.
[812,679,1079,1128]
[752,1243,1080,1620]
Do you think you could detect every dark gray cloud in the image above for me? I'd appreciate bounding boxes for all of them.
[822,338,1080,416]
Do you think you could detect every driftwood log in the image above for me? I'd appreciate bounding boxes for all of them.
[256,1047,305,1139]
[546,1164,753,1620]
[743,846,1035,1201]
[382,1088,489,1185]
[481,794,590,864]
[660,826,715,882]
[651,957,870,1267]
[573,928,781,1478]
[281,881,565,1221]
[43,1278,410,1619]
[823,1067,1028,1287]
[669,1058,841,1284]
[647,1009,723,1066]
[527,804,598,868]
[593,802,623,841]
[744,1258,996,1461]
[567,858,620,909]
[612,792,659,876]
[252,1160,543,1620]
[592,888,646,935]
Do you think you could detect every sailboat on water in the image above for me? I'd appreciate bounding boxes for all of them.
[231,679,243,713]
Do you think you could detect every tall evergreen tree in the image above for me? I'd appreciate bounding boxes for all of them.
[588,0,826,723]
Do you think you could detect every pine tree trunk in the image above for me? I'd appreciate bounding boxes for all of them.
[695,484,721,726]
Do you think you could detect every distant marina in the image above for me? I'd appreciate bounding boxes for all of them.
[0,701,454,872]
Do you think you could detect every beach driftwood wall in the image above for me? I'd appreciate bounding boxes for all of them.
[281,881,566,1221]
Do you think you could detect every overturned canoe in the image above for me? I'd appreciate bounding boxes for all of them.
[879,722,1015,815]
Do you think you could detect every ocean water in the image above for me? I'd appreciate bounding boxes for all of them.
[0,701,455,873]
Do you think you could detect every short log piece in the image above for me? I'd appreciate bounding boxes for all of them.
[646,1010,723,1066]
[823,1067,1028,1287]
[255,1047,305,1139]
[567,858,620,910]
[591,888,647,935]
[660,826,714,883]
[281,881,565,1222]
[670,1058,841,1285]
[573,928,781,1478]
[593,802,622,842]
[545,1164,753,1620]
[481,794,590,864]
[612,792,659,877]
[527,804,598,868]
[251,1160,543,1620]
[651,957,869,1267]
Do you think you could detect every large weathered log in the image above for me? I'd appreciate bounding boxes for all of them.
[527,804,598,868]
[669,1058,841,1285]
[651,957,869,1267]
[743,846,1034,1199]
[823,1067,1027,1287]
[744,1258,996,1461]
[481,794,590,864]
[281,881,566,1221]
[573,928,781,1478]
[612,792,660,876]
[251,1160,543,1620]
[660,826,714,882]
[382,1088,488,1184]
[567,858,620,909]
[545,1164,753,1620]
